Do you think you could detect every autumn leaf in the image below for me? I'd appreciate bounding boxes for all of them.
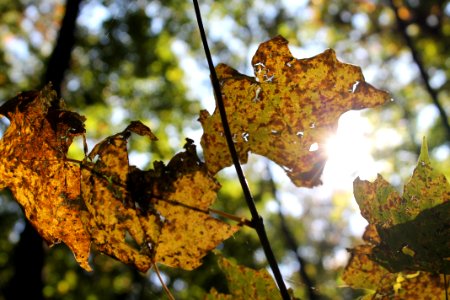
[205,254,290,300]
[0,86,238,273]
[342,225,398,298]
[129,139,239,270]
[0,86,91,271]
[343,225,449,299]
[352,137,450,274]
[200,35,391,187]
[82,121,238,271]
[81,121,158,272]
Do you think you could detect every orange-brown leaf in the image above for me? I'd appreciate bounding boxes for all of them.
[200,35,390,187]
[0,86,91,270]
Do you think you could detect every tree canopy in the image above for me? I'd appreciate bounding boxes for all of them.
[0,0,448,299]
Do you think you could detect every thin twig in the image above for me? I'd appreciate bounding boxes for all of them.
[266,164,318,300]
[389,0,450,141]
[152,262,175,300]
[209,208,254,228]
[192,1,290,299]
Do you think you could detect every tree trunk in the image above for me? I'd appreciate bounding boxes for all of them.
[44,0,83,98]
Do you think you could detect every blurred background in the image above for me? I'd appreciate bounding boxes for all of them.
[0,0,448,299]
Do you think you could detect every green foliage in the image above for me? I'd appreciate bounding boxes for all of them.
[205,254,284,300]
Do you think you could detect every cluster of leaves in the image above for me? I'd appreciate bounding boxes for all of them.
[1,35,448,298]
[0,85,238,273]
[343,138,450,298]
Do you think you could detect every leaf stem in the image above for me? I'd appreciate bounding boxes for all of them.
[152,262,175,300]
[208,208,253,228]
[192,1,290,299]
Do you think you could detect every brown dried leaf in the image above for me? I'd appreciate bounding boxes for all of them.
[0,86,91,270]
[200,35,391,187]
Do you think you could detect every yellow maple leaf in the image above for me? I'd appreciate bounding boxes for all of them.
[0,86,91,271]
[200,35,390,187]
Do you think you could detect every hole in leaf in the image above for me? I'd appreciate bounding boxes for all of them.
[124,230,140,250]
[282,165,293,172]
[253,86,261,102]
[253,62,266,70]
[92,154,100,163]
[242,132,249,142]
[264,74,274,82]
[309,143,319,152]
[67,136,86,161]
[351,81,360,93]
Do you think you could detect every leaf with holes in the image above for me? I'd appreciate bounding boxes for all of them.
[200,35,391,187]
[0,86,239,273]
[0,86,91,271]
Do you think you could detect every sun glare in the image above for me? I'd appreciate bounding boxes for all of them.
[322,111,379,190]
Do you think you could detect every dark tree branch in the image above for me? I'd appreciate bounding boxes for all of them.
[192,1,290,299]
[389,0,450,142]
[44,0,83,99]
[266,165,318,300]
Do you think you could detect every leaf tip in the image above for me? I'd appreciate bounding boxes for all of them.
[418,136,430,165]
